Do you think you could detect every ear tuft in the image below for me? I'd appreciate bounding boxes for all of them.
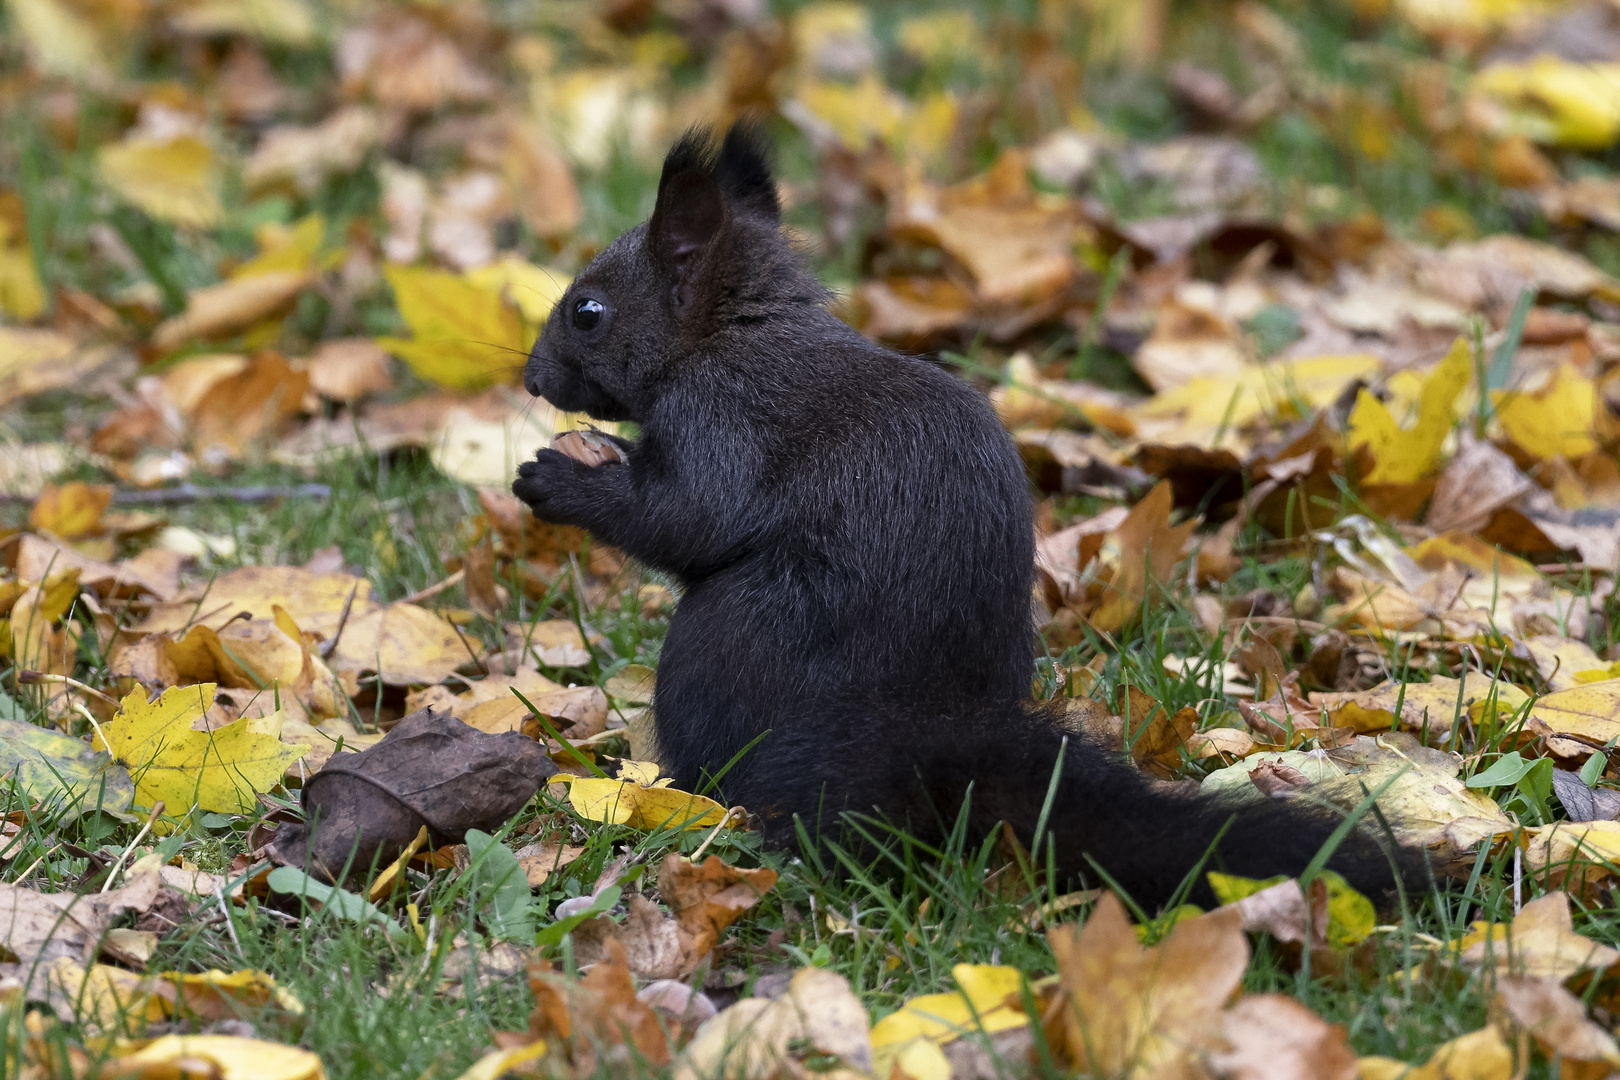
[715,121,779,220]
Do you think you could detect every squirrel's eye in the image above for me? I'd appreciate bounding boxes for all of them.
[572,298,605,331]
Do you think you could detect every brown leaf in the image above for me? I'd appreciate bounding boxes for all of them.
[503,121,581,240]
[463,535,507,621]
[1045,892,1248,1078]
[527,937,672,1071]
[1215,877,1329,949]
[150,271,310,352]
[1089,481,1198,633]
[28,482,112,540]
[1427,435,1537,534]
[0,872,159,997]
[673,966,872,1080]
[1247,760,1311,797]
[189,351,311,463]
[1209,993,1356,1080]
[306,339,394,402]
[266,707,554,885]
[659,854,779,976]
[1495,975,1620,1067]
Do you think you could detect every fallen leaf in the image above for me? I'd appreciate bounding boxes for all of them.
[1495,365,1599,462]
[377,265,527,391]
[1045,892,1247,1078]
[0,872,159,994]
[871,964,1029,1079]
[108,1033,325,1080]
[1495,974,1620,1067]
[266,707,551,886]
[153,968,304,1022]
[1088,481,1197,633]
[1212,993,1357,1080]
[151,272,311,353]
[189,351,312,463]
[1473,58,1620,148]
[1524,819,1620,893]
[656,854,778,977]
[92,684,307,817]
[306,339,394,402]
[527,936,671,1071]
[1348,337,1471,485]
[515,841,585,887]
[1456,891,1620,978]
[243,105,379,193]
[98,133,222,229]
[1357,1027,1513,1080]
[324,601,483,690]
[0,717,135,820]
[561,769,729,831]
[674,966,872,1080]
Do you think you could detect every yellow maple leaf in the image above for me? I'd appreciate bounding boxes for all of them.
[1494,365,1598,460]
[376,265,528,391]
[1348,337,1471,484]
[91,684,307,817]
[871,964,1029,1080]
[464,256,570,326]
[99,134,223,229]
[558,764,730,831]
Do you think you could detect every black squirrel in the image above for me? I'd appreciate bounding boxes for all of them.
[513,125,1414,908]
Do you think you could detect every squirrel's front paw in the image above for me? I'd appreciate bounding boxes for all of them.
[512,448,587,522]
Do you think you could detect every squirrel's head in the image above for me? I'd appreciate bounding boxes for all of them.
[524,123,815,423]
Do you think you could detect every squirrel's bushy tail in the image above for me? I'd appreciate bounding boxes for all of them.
[742,699,1418,910]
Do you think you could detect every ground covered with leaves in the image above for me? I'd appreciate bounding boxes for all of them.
[2,0,1620,1077]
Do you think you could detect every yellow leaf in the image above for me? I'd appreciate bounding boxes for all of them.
[155,968,305,1019]
[1357,1027,1513,1080]
[92,685,307,816]
[870,965,1029,1048]
[1494,365,1598,460]
[1473,58,1620,148]
[377,265,527,391]
[897,11,979,64]
[232,214,326,279]
[452,1041,548,1080]
[1525,819,1620,893]
[1348,338,1471,484]
[6,0,113,81]
[1454,891,1620,980]
[98,134,223,229]
[1136,354,1383,433]
[110,1034,325,1080]
[169,0,317,46]
[795,74,906,150]
[1525,677,1620,748]
[465,256,571,326]
[29,481,112,540]
[564,772,729,831]
[151,270,311,352]
[0,243,45,323]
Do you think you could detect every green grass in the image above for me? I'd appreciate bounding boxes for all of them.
[4,0,1620,1074]
[0,444,1610,1078]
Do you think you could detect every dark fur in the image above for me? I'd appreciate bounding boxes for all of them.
[515,125,1414,908]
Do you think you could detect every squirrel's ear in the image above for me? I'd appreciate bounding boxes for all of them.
[715,122,779,221]
[648,169,724,309]
[649,129,726,310]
